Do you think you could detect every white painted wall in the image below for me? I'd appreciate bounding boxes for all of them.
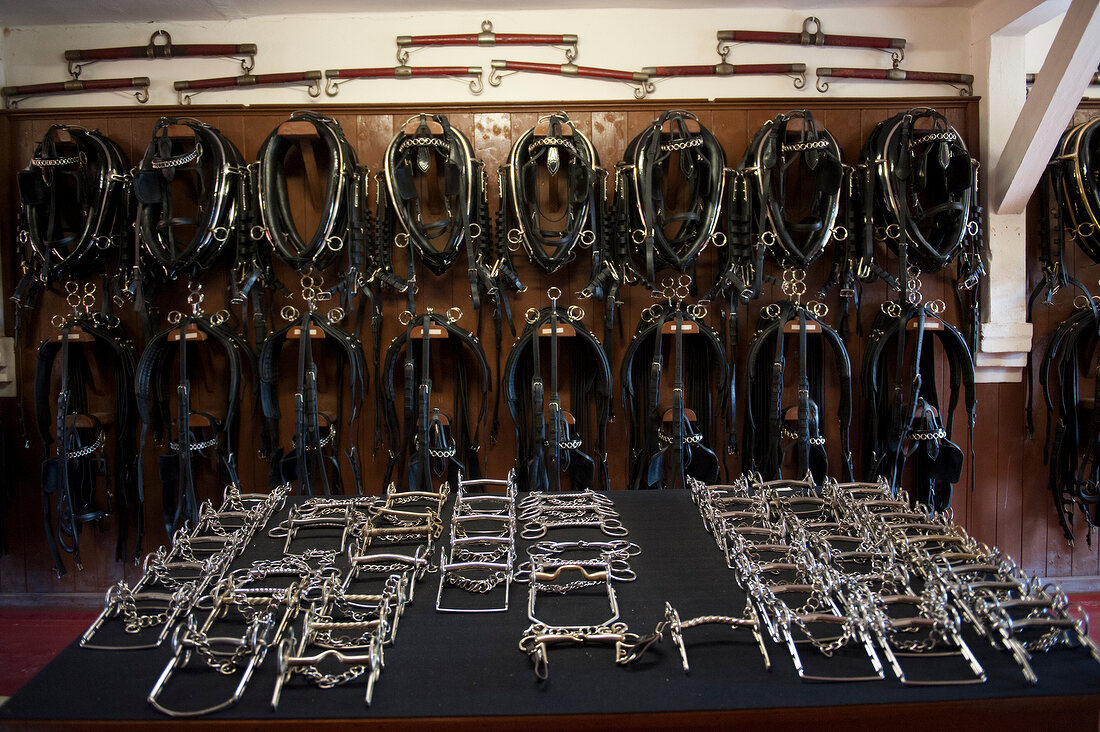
[1,7,973,107]
[1026,12,1099,97]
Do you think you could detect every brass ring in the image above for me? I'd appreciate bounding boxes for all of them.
[567,305,584,321]
[398,310,413,326]
[280,305,299,322]
[525,308,540,324]
[447,306,463,323]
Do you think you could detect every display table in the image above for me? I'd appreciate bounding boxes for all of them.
[2,490,1098,730]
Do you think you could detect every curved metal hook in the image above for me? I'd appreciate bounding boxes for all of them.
[306,78,322,98]
[716,39,733,62]
[815,76,829,94]
[324,75,343,97]
[134,86,150,104]
[467,73,484,95]
[632,80,654,100]
[791,70,806,89]
[238,53,256,74]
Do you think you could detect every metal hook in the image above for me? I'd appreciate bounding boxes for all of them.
[790,68,807,89]
[488,66,509,87]
[324,75,347,97]
[815,76,830,93]
[466,72,484,95]
[307,78,322,98]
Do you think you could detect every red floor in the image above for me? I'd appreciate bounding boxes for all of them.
[0,609,98,698]
[0,597,1098,701]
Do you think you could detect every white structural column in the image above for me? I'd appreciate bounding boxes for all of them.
[968,0,1099,382]
[973,32,1033,381]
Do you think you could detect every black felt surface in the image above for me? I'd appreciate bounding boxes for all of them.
[2,490,1099,721]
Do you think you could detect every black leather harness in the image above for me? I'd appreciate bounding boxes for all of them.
[377,114,495,312]
[34,313,136,576]
[860,107,984,352]
[1038,305,1100,544]
[15,125,131,297]
[743,300,853,484]
[615,110,726,291]
[135,308,255,534]
[380,312,491,492]
[259,307,368,496]
[861,302,976,512]
[135,117,247,284]
[502,303,612,492]
[621,302,728,490]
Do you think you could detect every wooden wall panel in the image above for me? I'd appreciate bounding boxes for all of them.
[0,95,1095,602]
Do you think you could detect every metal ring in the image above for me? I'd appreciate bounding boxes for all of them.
[210,310,229,326]
[51,315,65,328]
[763,303,780,319]
[281,305,299,322]
[966,220,980,237]
[395,232,410,249]
[579,230,596,247]
[93,235,112,250]
[525,308,540,324]
[211,226,230,243]
[447,306,463,323]
[885,223,902,240]
[567,305,584,321]
[760,231,776,247]
[398,310,413,326]
[1078,222,1096,238]
[547,286,561,301]
[250,225,267,241]
[832,226,848,241]
[326,235,344,252]
[689,304,708,319]
[631,229,647,245]
[327,307,345,324]
[678,274,692,287]
[469,223,482,239]
[167,310,183,325]
[711,231,727,248]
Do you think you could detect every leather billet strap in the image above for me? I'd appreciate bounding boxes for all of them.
[135,117,245,282]
[256,111,360,272]
[17,124,131,284]
[135,313,255,534]
[502,305,612,493]
[740,110,844,271]
[616,110,726,288]
[34,315,137,575]
[379,311,491,492]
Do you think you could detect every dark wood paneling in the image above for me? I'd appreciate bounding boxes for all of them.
[0,95,1093,599]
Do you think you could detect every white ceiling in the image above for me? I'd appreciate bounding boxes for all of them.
[0,0,984,27]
